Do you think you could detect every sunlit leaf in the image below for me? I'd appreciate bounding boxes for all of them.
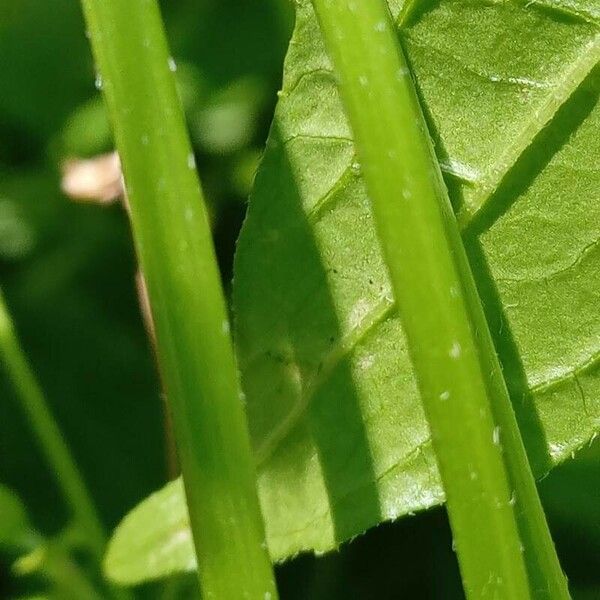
[104,0,600,584]
[104,480,195,585]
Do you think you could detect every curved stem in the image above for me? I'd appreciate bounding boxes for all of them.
[14,539,105,600]
[309,1,569,598]
[79,1,277,598]
[0,290,106,559]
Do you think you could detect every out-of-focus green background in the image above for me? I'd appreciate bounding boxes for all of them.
[0,1,598,598]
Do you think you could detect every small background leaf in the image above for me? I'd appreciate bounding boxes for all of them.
[104,480,195,585]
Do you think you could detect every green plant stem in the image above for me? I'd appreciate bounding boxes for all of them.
[309,1,569,598]
[43,545,105,600]
[79,1,277,598]
[0,290,106,560]
[15,539,105,600]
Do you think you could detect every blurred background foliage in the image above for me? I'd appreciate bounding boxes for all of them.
[0,1,598,598]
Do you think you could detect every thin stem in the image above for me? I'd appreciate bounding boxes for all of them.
[0,290,106,559]
[79,1,277,598]
[44,547,105,600]
[309,1,569,598]
[15,539,105,600]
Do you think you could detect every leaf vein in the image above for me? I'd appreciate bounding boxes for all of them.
[256,296,395,465]
[495,235,599,283]
[532,348,600,395]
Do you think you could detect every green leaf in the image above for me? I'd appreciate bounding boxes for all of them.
[104,480,195,585]
[104,0,600,584]
[235,0,600,559]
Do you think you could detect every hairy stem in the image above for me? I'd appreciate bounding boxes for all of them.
[309,0,569,598]
[79,1,277,598]
[0,290,105,559]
